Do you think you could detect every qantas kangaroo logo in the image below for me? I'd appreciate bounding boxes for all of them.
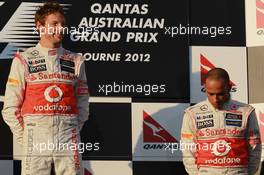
[200,54,237,92]
[143,110,177,142]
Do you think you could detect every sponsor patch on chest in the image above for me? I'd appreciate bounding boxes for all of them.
[197,119,214,129]
[225,113,242,127]
[60,59,75,73]
[28,64,47,73]
[196,114,213,120]
[225,113,242,120]
[28,59,45,65]
[225,120,242,127]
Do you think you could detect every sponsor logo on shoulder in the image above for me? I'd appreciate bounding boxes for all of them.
[31,50,39,56]
[27,50,45,60]
[200,104,208,111]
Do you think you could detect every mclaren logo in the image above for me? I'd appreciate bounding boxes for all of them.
[0,2,71,59]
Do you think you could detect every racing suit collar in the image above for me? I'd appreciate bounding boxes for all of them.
[206,98,232,112]
[36,42,63,56]
[222,99,232,109]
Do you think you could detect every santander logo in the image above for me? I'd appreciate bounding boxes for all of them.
[143,110,177,143]
[200,54,237,92]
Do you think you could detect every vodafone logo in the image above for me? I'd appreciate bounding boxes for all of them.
[44,85,63,103]
[143,110,177,143]
[200,54,237,92]
[211,140,231,156]
[31,84,74,113]
[256,0,264,29]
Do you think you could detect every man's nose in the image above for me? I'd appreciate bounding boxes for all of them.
[213,95,218,102]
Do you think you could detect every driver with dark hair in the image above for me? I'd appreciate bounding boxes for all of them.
[181,68,261,175]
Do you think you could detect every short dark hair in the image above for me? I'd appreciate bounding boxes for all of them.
[35,2,64,25]
[205,67,230,84]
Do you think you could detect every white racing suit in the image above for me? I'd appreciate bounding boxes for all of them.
[2,43,89,175]
[181,99,261,175]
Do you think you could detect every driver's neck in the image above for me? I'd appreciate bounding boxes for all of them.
[39,38,61,49]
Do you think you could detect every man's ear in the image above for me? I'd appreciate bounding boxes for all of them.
[203,79,207,92]
[227,81,232,92]
[203,84,206,93]
[35,21,44,36]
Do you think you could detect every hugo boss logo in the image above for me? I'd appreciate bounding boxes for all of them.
[196,119,214,129]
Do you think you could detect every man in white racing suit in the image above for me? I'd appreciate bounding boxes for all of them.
[2,2,89,175]
[181,68,261,175]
